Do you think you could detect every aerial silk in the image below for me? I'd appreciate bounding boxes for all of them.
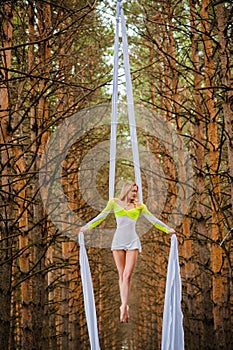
[79,1,184,349]
[162,234,184,350]
[109,0,142,202]
[79,232,101,350]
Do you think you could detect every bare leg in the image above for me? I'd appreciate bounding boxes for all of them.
[113,249,138,322]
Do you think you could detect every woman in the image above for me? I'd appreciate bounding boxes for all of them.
[81,180,175,323]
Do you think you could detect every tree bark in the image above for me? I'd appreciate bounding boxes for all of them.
[31,2,51,348]
[190,1,215,347]
[216,3,233,346]
[216,2,233,216]
[0,2,13,348]
[200,0,226,347]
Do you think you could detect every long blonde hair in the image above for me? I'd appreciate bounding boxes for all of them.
[119,180,138,203]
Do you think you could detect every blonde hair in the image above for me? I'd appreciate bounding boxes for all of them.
[119,180,138,202]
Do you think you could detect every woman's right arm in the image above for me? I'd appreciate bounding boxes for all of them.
[80,199,114,232]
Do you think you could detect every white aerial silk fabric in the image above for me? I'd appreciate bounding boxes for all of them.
[161,234,184,350]
[109,0,120,200]
[109,0,143,202]
[119,2,143,202]
[79,232,101,350]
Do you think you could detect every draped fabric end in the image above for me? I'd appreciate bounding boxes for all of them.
[79,232,101,350]
[161,234,184,350]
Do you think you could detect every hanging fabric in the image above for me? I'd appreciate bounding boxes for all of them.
[108,0,120,200]
[109,0,143,202]
[79,233,101,350]
[161,234,184,350]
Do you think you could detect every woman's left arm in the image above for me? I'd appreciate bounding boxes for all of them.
[141,204,175,234]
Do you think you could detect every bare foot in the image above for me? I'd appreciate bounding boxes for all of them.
[126,305,129,323]
[120,305,128,323]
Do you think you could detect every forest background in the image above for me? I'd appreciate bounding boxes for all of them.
[0,0,232,349]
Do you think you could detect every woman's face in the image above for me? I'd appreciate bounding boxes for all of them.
[127,185,138,202]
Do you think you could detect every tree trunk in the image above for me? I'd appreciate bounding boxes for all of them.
[61,241,70,349]
[216,2,233,216]
[190,1,215,347]
[200,1,226,347]
[216,3,233,347]
[0,2,13,349]
[31,2,51,348]
[15,145,32,348]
